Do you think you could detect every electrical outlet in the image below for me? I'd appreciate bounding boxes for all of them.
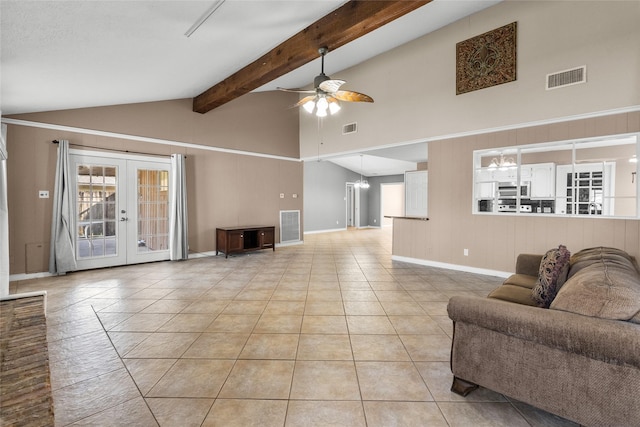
[38,190,49,199]
[292,194,298,199]
[464,248,469,256]
[279,193,285,199]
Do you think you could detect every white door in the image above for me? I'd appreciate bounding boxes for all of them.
[72,154,171,270]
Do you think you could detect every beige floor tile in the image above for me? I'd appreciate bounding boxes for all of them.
[431,315,454,338]
[346,315,396,334]
[285,401,366,427]
[301,315,348,334]
[147,359,235,398]
[182,333,249,359]
[419,300,450,315]
[340,290,378,301]
[123,358,176,395]
[146,397,214,426]
[128,288,174,300]
[306,290,342,301]
[304,300,345,315]
[290,361,360,400]
[388,315,446,335]
[205,314,260,333]
[438,402,532,427]
[97,299,157,313]
[202,399,287,427]
[374,290,414,301]
[350,334,411,361]
[234,289,274,300]
[125,332,200,358]
[239,333,299,359]
[343,301,385,316]
[140,299,192,314]
[68,396,157,426]
[218,360,295,399]
[380,300,427,315]
[181,300,229,314]
[222,300,268,315]
[107,331,151,357]
[339,281,372,290]
[263,300,305,315]
[95,312,134,331]
[108,313,175,332]
[270,290,308,302]
[253,314,303,333]
[356,361,433,401]
[400,334,451,361]
[363,401,449,427]
[156,313,217,332]
[53,368,141,426]
[297,334,353,361]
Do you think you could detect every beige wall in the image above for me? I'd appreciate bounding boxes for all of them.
[6,92,302,275]
[300,1,640,158]
[393,112,640,273]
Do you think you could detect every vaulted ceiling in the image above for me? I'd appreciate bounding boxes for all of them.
[1,0,499,115]
[1,0,500,174]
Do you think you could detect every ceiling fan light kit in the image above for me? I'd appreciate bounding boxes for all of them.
[279,47,373,118]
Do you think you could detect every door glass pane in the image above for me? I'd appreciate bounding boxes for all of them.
[137,168,169,253]
[77,164,118,258]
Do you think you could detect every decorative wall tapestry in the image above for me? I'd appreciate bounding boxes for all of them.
[456,22,517,95]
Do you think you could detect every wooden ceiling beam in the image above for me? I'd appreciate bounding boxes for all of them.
[193,0,431,114]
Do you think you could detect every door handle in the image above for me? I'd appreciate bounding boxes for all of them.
[120,217,128,222]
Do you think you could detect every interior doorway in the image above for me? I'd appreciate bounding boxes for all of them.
[381,182,405,226]
[71,152,172,270]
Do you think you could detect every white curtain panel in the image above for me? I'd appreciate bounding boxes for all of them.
[49,140,77,274]
[0,124,9,296]
[169,153,188,260]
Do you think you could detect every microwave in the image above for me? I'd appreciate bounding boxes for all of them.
[498,182,530,198]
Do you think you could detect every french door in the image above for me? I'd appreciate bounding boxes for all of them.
[71,153,171,270]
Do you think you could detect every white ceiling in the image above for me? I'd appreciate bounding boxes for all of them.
[0,0,500,173]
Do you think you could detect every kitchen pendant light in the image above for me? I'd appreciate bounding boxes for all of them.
[354,155,370,189]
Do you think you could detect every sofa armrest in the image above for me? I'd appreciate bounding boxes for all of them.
[447,295,640,368]
[515,254,542,276]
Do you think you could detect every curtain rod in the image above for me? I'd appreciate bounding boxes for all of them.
[51,140,186,158]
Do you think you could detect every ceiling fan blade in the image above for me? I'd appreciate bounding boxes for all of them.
[333,90,374,103]
[277,87,316,94]
[318,79,345,94]
[292,95,317,108]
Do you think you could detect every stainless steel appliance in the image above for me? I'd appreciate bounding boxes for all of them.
[498,204,532,213]
[498,182,530,198]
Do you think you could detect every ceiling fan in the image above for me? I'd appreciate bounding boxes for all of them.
[278,47,374,117]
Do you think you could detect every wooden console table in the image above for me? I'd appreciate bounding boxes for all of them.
[216,226,275,258]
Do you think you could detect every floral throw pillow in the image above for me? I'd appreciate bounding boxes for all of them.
[531,245,571,308]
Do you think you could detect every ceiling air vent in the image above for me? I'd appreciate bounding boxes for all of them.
[546,66,586,90]
[342,122,357,135]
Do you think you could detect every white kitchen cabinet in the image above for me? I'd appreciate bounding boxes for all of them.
[527,163,556,199]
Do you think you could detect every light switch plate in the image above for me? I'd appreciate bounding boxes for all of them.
[39,190,49,199]
[280,193,285,199]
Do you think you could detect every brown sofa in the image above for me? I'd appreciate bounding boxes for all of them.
[447,247,640,427]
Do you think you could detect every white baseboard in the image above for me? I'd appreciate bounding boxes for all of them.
[9,271,55,282]
[304,227,346,235]
[391,255,511,278]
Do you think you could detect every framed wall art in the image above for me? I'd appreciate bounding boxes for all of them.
[456,22,517,95]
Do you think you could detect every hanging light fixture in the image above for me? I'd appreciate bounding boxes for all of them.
[488,153,516,170]
[354,155,370,189]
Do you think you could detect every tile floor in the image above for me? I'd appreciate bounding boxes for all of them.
[10,228,579,426]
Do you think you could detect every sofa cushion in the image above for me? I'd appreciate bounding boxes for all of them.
[488,284,538,306]
[502,273,537,289]
[550,247,640,321]
[531,245,571,308]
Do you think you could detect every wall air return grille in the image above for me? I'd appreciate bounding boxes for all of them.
[546,66,586,90]
[342,122,357,135]
[280,210,300,244]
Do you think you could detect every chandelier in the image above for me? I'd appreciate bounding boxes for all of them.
[354,155,369,189]
[488,154,516,170]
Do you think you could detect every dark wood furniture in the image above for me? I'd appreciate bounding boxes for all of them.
[216,226,275,258]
